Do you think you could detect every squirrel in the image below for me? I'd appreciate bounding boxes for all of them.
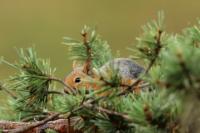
[64,58,145,94]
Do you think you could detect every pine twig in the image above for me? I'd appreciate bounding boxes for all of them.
[83,103,132,121]
[48,76,76,94]
[48,90,65,95]
[81,29,92,75]
[119,29,163,96]
[176,51,193,87]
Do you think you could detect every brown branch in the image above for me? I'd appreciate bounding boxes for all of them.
[81,30,92,75]
[0,118,81,133]
[6,113,60,133]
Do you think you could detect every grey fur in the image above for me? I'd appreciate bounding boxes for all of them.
[99,58,144,80]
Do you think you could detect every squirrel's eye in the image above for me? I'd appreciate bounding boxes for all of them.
[74,77,81,83]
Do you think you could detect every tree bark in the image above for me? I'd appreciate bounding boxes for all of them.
[0,118,81,133]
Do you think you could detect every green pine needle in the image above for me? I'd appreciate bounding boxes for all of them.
[2,48,56,110]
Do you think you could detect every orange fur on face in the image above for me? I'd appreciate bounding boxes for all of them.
[64,69,101,92]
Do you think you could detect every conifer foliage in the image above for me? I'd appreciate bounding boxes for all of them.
[0,12,200,133]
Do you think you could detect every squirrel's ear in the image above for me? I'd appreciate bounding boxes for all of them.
[72,60,82,70]
[92,68,101,79]
[82,63,88,74]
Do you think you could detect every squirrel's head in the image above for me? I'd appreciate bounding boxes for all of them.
[64,61,101,92]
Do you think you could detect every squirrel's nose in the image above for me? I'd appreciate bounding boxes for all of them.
[64,87,70,94]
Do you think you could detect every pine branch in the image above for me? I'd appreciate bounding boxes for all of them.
[81,27,92,75]
[1,48,55,108]
[83,103,132,121]
[145,29,163,72]
[119,25,164,96]
[0,118,81,133]
[63,26,112,69]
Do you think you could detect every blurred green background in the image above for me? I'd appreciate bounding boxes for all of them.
[0,0,200,80]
